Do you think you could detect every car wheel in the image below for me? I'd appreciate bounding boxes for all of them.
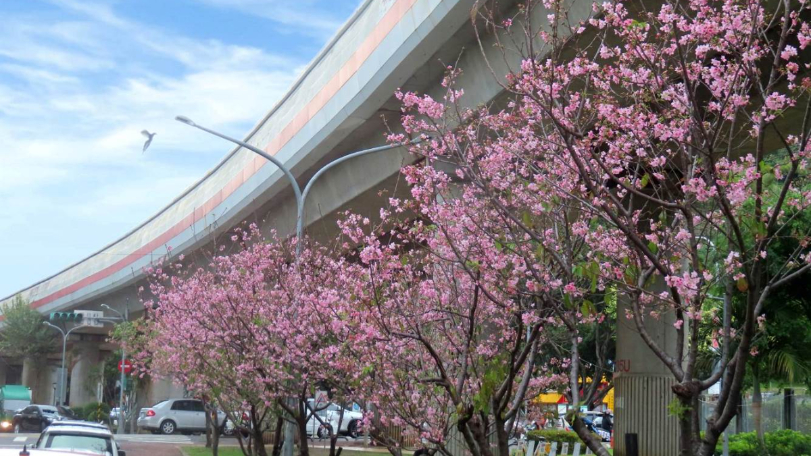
[348,421,361,439]
[160,420,176,435]
[316,425,331,439]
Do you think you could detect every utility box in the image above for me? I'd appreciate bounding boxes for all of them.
[0,385,32,414]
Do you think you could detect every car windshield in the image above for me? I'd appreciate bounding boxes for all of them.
[43,434,112,455]
[151,401,168,408]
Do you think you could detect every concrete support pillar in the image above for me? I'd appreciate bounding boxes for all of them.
[69,342,100,407]
[614,291,680,456]
[22,357,42,403]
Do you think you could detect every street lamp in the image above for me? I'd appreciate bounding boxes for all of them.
[43,321,88,407]
[176,116,422,456]
[175,115,421,257]
[100,303,128,435]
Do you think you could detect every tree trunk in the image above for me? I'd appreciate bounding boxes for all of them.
[752,366,764,444]
[678,396,695,456]
[272,416,285,456]
[568,412,610,456]
[296,413,310,456]
[253,408,269,456]
[211,409,223,456]
[494,416,509,456]
[206,409,213,448]
[254,428,268,456]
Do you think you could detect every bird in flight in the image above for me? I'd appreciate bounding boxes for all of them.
[141,130,156,153]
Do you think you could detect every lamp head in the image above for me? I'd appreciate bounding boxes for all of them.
[175,115,196,127]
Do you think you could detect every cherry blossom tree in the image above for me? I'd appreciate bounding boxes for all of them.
[389,0,811,453]
[338,194,574,456]
[139,228,369,456]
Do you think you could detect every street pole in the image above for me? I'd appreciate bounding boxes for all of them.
[43,322,88,407]
[176,116,421,456]
[101,303,128,435]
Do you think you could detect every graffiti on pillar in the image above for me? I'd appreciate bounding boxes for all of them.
[616,359,631,373]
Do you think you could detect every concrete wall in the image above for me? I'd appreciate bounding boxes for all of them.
[614,284,680,456]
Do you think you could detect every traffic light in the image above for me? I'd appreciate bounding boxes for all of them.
[49,312,83,322]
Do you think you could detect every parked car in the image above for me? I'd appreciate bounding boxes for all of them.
[222,411,252,437]
[304,400,363,438]
[35,423,123,456]
[13,405,63,433]
[137,399,225,435]
[56,406,80,421]
[109,408,126,428]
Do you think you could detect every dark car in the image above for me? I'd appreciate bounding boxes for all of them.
[13,405,61,433]
[55,406,79,421]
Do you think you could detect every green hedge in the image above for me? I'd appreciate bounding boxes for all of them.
[526,430,584,444]
[715,430,811,456]
[74,402,111,422]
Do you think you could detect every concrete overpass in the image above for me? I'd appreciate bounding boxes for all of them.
[1,0,679,453]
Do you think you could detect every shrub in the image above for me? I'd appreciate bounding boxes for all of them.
[75,402,111,422]
[715,430,811,456]
[526,430,583,445]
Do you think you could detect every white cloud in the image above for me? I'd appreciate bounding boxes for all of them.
[0,0,325,295]
[189,0,361,39]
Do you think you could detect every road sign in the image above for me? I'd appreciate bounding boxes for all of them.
[118,359,133,374]
[314,390,328,408]
[76,310,104,327]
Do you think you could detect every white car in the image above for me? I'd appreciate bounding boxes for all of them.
[0,449,104,456]
[35,424,123,456]
[304,400,363,438]
[137,399,225,435]
[46,421,109,431]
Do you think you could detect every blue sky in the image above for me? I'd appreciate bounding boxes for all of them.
[0,0,361,297]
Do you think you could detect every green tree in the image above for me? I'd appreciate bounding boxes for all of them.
[0,295,56,358]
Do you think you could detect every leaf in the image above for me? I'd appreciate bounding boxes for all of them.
[640,173,650,188]
[736,277,749,292]
[581,300,596,316]
[522,211,534,229]
[647,241,659,255]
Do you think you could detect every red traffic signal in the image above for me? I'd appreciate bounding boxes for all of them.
[118,359,133,374]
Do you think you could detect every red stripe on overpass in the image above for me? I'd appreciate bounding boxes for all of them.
[30,0,419,309]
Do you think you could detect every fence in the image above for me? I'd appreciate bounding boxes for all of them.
[699,391,810,434]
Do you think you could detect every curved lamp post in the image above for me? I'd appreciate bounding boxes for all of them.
[175,115,420,256]
[43,322,88,407]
